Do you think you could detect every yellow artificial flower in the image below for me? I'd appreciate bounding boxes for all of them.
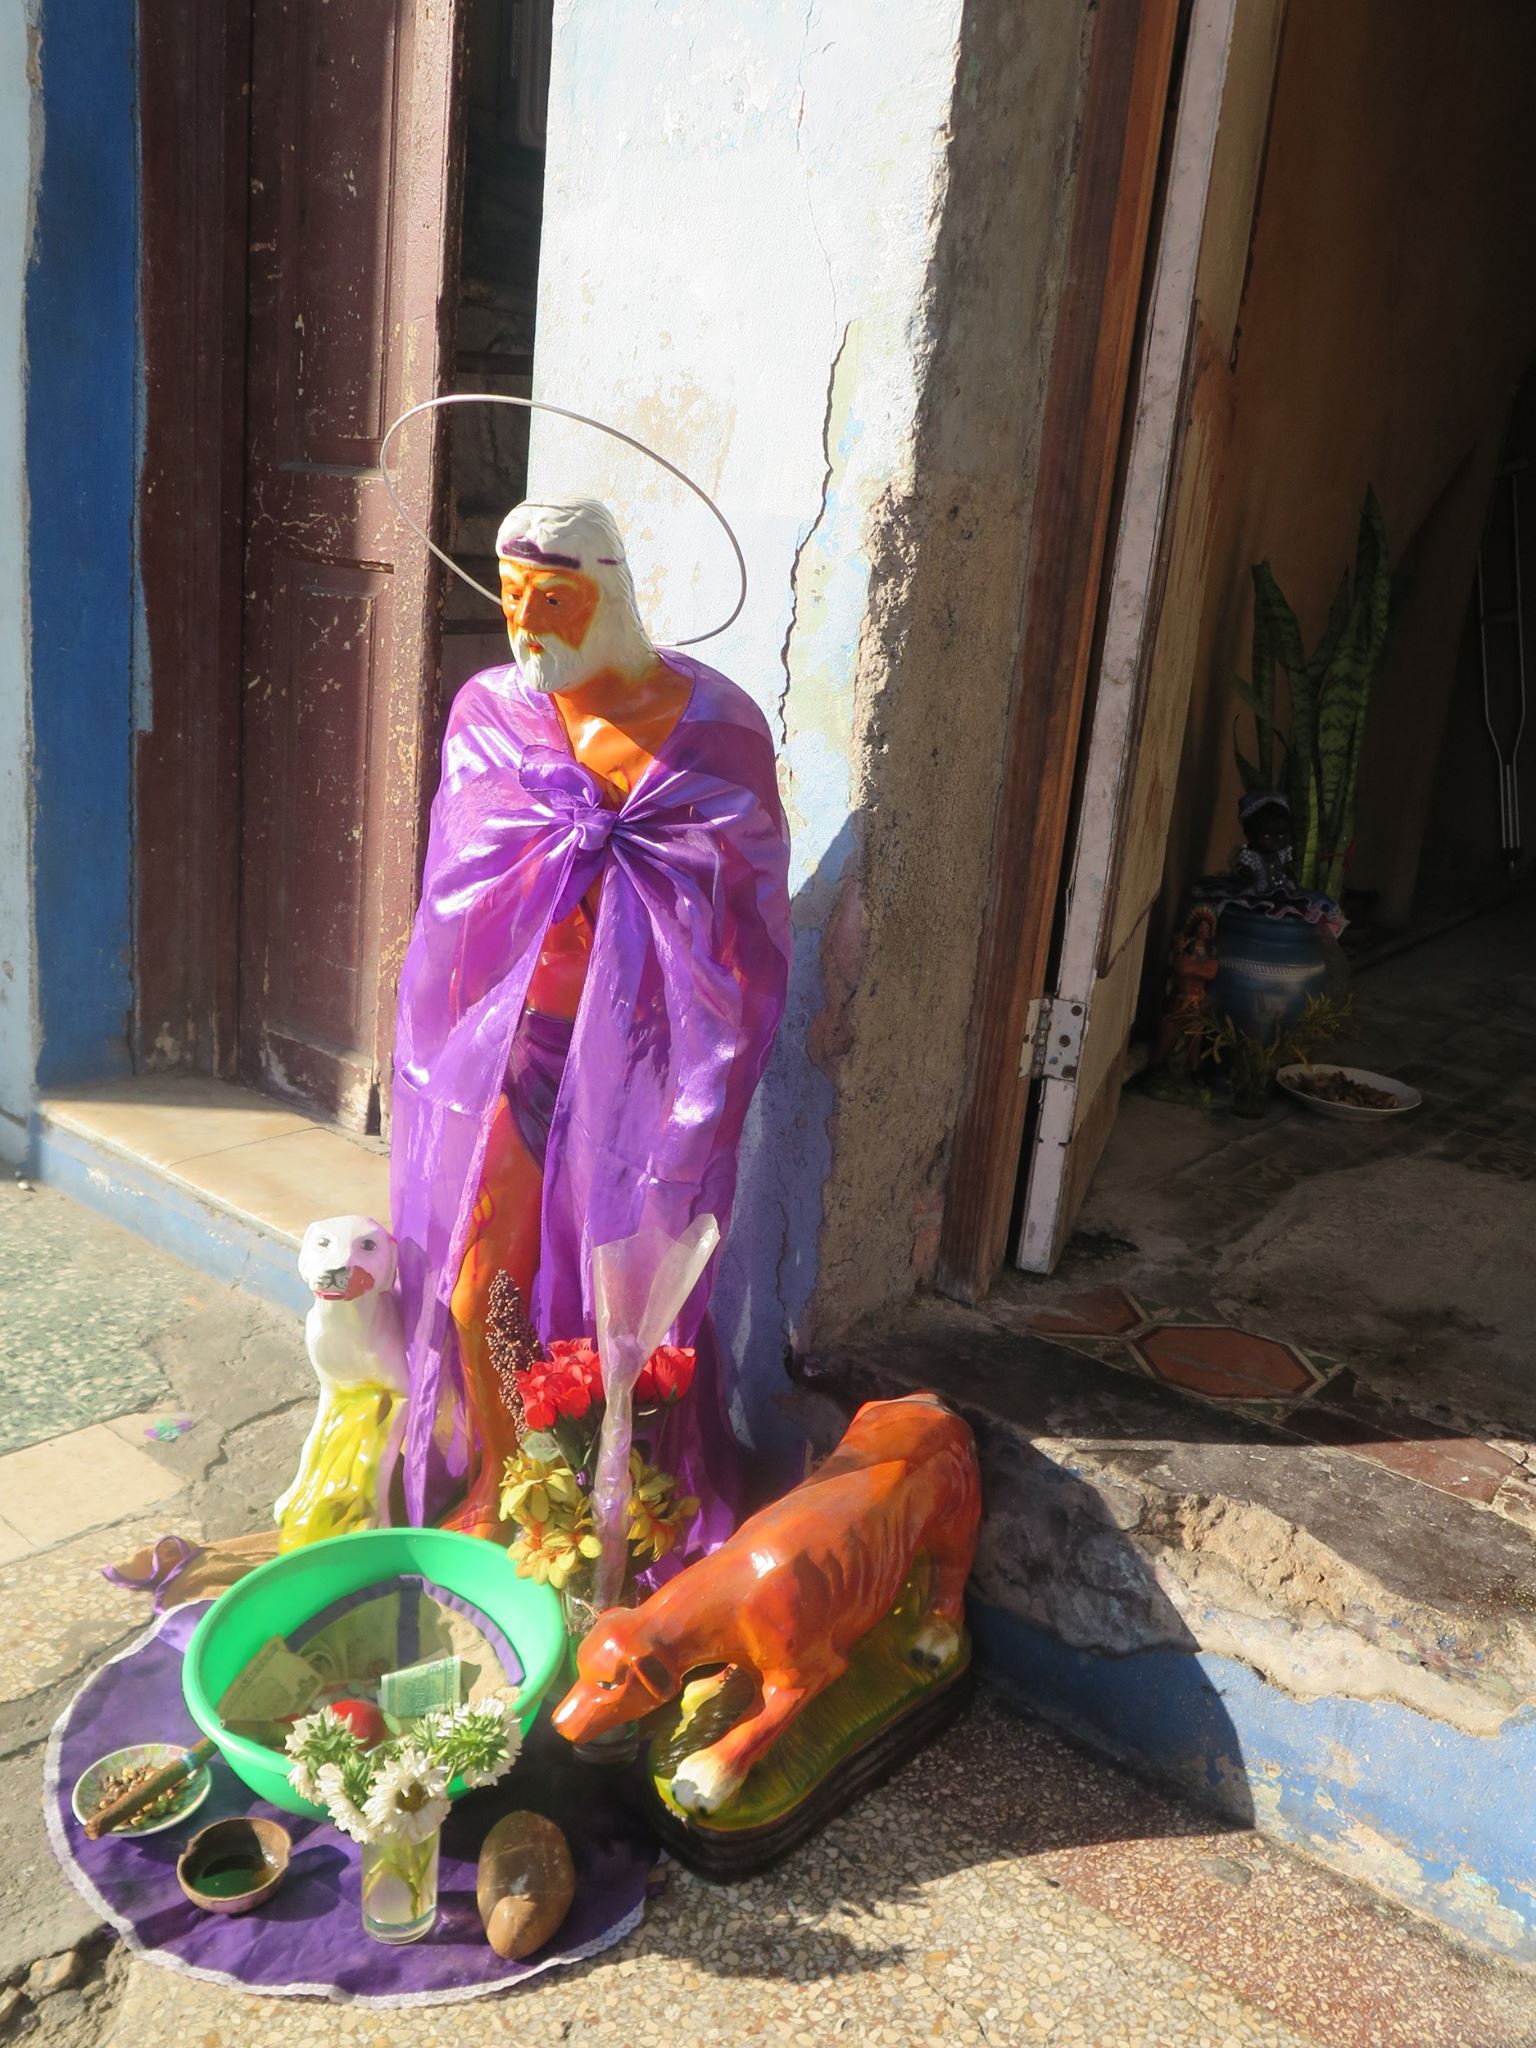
[500,1449,584,1532]
[625,1449,699,1565]
[508,1518,603,1590]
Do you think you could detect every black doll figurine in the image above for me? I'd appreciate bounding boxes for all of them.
[1231,790,1298,896]
[1196,790,1345,934]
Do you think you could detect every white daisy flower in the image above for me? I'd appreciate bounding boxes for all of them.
[458,1757,508,1789]
[287,1758,320,1804]
[316,1761,373,1843]
[284,1711,328,1758]
[458,1699,521,1785]
[362,1748,450,1845]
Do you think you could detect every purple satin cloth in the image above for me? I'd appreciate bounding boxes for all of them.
[505,1007,573,1164]
[45,1604,658,2005]
[390,655,792,1531]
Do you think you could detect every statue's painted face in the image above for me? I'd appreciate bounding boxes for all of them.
[1245,802,1292,856]
[499,557,602,694]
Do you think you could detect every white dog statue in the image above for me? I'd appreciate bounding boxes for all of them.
[274,1215,410,1551]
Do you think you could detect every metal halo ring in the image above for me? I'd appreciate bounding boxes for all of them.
[378,392,747,647]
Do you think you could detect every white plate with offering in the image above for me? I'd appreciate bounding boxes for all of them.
[73,1742,213,1837]
[1277,1064,1422,1121]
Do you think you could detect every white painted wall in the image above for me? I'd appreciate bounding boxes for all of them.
[528,0,966,1450]
[529,0,962,831]
[0,0,36,1162]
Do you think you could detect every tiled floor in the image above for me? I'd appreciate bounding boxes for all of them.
[0,1176,197,1455]
[0,1423,181,1549]
[1003,896,1536,1533]
[39,1076,318,1165]
[0,1172,291,1548]
[0,1224,215,1562]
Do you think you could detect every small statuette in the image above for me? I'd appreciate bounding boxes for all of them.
[553,1393,979,1822]
[274,1216,409,1550]
[475,1811,576,1960]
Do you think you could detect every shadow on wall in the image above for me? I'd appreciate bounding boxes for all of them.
[787,1374,1258,1839]
[711,820,855,1490]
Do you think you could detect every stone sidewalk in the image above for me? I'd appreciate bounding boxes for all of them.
[3,1176,1536,2047]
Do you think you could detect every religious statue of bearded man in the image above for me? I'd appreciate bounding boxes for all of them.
[389,498,792,1546]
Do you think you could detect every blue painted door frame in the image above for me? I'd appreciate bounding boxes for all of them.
[26,0,137,1089]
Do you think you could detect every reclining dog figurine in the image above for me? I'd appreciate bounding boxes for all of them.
[274,1216,409,1551]
[552,1392,980,1817]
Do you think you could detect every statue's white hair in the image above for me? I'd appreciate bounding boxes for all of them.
[495,497,654,689]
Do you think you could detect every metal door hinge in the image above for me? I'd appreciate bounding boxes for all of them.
[1021,993,1086,1082]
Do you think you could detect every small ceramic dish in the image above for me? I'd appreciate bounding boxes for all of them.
[176,1815,292,1915]
[1277,1064,1422,1122]
[71,1744,212,1838]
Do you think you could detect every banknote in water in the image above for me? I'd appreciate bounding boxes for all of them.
[218,1636,323,1725]
[380,1653,463,1721]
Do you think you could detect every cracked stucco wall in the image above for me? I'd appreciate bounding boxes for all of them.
[808,0,1089,1330]
[529,0,1091,1455]
[0,0,37,1162]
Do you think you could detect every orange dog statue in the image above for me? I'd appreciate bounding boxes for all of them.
[552,1393,980,1816]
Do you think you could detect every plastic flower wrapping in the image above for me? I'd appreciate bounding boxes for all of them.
[285,1696,519,1846]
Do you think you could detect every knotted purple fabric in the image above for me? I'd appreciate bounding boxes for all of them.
[390,655,791,1534]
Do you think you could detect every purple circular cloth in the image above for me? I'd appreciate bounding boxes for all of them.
[45,1603,659,2006]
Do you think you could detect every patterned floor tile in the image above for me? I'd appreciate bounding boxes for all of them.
[1132,1323,1326,1403]
[1016,1287,1148,1339]
[1347,1433,1519,1502]
[1287,1370,1521,1502]
[0,1421,182,1547]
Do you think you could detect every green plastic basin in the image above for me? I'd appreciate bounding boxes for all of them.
[182,1527,566,1818]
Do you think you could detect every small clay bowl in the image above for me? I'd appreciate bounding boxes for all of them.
[176,1816,291,1915]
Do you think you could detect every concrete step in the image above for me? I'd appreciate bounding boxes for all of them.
[31,1076,391,1317]
[794,1295,1536,1967]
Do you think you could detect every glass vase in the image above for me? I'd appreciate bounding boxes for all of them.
[360,1827,440,1943]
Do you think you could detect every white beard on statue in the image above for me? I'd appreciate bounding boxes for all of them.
[511,599,652,695]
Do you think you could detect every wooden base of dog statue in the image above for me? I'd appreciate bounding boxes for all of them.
[551,1392,980,1878]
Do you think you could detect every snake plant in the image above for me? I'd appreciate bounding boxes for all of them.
[1233,486,1392,900]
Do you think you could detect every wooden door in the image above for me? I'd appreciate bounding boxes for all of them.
[1014,0,1285,1270]
[238,0,463,1130]
[937,0,1182,1301]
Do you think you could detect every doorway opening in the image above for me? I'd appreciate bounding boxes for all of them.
[135,0,553,1139]
[1004,0,1536,1521]
[440,0,553,709]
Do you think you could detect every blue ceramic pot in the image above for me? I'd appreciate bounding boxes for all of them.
[1208,907,1329,1043]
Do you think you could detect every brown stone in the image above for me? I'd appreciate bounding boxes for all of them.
[475,1811,576,1961]
[24,1948,81,1999]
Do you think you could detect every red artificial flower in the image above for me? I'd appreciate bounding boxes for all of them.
[516,1372,558,1434]
[545,1339,602,1419]
[554,1372,594,1421]
[635,1344,696,1407]
[516,1337,693,1432]
[516,1339,603,1434]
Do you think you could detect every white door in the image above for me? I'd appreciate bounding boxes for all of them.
[1015,0,1286,1271]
